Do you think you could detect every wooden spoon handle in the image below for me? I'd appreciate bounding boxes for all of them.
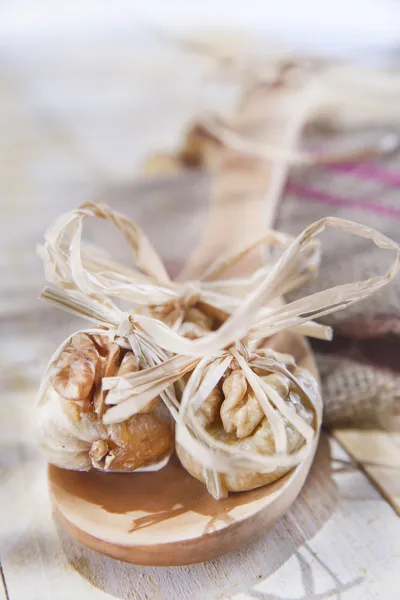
[179,83,305,281]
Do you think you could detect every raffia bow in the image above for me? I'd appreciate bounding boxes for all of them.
[39,204,400,499]
[39,202,327,337]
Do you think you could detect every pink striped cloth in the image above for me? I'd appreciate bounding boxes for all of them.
[280,156,400,337]
[277,151,400,423]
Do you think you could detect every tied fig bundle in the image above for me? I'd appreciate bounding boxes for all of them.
[37,292,177,472]
[38,203,400,497]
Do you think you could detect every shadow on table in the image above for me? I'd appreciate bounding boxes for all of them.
[58,434,359,600]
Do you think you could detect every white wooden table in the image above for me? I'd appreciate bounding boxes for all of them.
[1,20,400,600]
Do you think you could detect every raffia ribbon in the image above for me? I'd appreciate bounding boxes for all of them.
[39,203,400,498]
[40,202,328,338]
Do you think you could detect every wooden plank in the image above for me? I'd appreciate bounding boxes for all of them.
[0,569,8,600]
[253,436,400,600]
[333,426,400,516]
[377,413,400,451]
[0,389,116,600]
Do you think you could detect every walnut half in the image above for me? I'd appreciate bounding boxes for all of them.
[46,332,174,473]
[220,370,248,433]
[51,333,99,401]
[196,369,292,440]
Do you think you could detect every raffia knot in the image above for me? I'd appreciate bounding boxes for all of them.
[229,340,250,368]
[116,312,134,339]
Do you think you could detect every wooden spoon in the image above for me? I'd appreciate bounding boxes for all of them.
[49,330,321,566]
[49,82,322,565]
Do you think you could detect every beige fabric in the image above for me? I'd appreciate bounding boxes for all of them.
[278,151,400,332]
[317,354,400,425]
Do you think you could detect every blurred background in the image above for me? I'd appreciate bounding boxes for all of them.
[1,2,400,599]
[1,0,400,415]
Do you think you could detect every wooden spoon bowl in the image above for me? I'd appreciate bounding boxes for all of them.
[49,330,321,566]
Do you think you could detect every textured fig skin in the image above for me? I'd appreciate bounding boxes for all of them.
[40,333,174,473]
[177,364,318,494]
